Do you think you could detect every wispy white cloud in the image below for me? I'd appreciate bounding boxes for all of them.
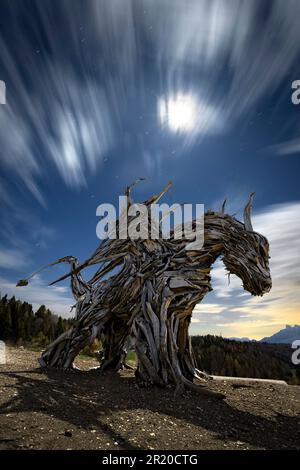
[268,139,300,156]
[46,79,114,188]
[0,247,28,270]
[193,303,226,314]
[0,274,73,317]
[253,202,300,289]
[0,104,46,206]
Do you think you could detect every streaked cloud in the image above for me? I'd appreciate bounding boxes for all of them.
[47,79,114,187]
[145,0,300,117]
[0,1,129,202]
[2,1,300,203]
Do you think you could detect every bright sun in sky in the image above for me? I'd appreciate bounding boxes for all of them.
[158,94,198,133]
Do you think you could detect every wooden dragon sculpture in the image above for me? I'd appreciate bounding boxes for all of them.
[18,182,272,399]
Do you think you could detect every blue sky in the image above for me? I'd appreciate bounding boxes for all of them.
[0,0,300,339]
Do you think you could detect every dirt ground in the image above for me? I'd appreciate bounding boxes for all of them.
[0,347,299,450]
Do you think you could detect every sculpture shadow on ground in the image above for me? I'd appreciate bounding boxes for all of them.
[0,367,299,450]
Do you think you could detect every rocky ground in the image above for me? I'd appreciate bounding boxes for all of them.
[0,347,299,450]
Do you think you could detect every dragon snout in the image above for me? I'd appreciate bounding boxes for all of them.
[245,274,272,296]
[261,277,272,294]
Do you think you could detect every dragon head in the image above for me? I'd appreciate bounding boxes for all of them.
[222,194,272,296]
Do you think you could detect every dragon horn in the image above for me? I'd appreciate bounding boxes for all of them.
[243,192,255,231]
[221,198,227,214]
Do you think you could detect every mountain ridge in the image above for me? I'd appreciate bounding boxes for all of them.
[260,324,300,344]
[225,324,300,344]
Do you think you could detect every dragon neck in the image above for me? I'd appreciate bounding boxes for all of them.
[200,212,237,268]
